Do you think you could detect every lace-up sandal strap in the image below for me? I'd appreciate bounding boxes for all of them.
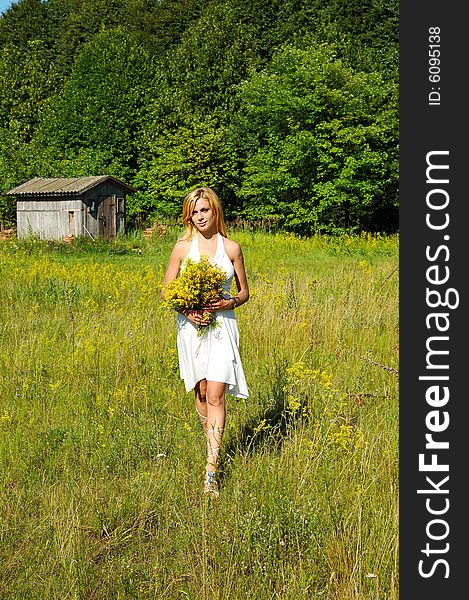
[196,407,208,423]
[206,427,224,434]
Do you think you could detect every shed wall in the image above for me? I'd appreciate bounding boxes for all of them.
[82,184,126,238]
[17,199,84,240]
[14,180,129,240]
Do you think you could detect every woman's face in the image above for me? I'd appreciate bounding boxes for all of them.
[191,198,215,234]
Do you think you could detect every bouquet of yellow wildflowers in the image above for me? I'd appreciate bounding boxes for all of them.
[160,256,227,336]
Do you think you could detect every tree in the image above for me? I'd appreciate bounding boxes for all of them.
[0,40,58,223]
[0,0,49,52]
[229,40,398,233]
[31,27,153,181]
[0,0,399,232]
[137,0,262,215]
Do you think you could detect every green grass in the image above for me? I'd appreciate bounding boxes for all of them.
[0,228,398,599]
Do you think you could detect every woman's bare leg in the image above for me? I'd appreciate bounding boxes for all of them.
[205,380,226,472]
[195,379,226,495]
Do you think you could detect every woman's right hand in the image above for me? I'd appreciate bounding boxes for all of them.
[184,310,209,326]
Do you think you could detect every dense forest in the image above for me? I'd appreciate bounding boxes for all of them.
[0,0,398,234]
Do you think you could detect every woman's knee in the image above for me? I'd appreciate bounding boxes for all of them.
[205,381,226,407]
[206,392,225,408]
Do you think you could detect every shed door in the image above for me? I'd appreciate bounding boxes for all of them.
[98,195,116,239]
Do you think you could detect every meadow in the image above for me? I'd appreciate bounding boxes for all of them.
[0,227,399,599]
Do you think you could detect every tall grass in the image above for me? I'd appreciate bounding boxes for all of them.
[0,229,398,599]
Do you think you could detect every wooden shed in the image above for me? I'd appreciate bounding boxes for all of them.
[6,176,137,240]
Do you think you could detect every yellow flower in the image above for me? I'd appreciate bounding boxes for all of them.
[329,423,365,456]
[287,395,301,414]
[330,423,354,449]
[253,419,270,434]
[160,256,227,337]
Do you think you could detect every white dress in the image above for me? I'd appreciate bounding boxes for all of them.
[176,233,249,399]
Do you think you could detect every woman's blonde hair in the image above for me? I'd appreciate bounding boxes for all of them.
[180,187,227,240]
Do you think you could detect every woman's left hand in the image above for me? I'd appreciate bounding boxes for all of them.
[204,298,233,312]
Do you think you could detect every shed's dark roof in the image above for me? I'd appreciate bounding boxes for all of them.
[6,176,137,196]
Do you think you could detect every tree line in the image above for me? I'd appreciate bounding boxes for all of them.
[0,0,398,234]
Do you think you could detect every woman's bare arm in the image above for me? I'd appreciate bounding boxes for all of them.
[231,242,249,307]
[161,240,208,325]
[204,239,249,311]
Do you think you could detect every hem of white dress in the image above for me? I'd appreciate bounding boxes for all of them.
[181,377,249,399]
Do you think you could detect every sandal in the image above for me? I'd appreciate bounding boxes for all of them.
[204,467,220,498]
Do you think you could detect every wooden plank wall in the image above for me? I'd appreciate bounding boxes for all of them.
[17,199,84,240]
[15,182,128,240]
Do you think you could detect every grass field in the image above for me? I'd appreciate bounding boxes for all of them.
[0,228,399,599]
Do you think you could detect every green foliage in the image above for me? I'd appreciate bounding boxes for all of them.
[138,115,239,217]
[137,0,263,215]
[32,27,153,180]
[0,0,49,51]
[0,0,399,234]
[0,39,59,224]
[161,1,261,114]
[229,41,398,233]
[40,0,164,76]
